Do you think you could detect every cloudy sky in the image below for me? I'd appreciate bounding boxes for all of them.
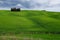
[0,0,60,11]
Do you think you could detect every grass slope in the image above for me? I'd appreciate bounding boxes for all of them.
[0,10,60,40]
[0,10,60,32]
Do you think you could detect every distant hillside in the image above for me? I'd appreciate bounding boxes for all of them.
[0,10,60,32]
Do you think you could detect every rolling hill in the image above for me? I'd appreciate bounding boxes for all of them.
[0,10,60,32]
[0,10,60,40]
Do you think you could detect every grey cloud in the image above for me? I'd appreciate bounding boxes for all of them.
[0,0,60,11]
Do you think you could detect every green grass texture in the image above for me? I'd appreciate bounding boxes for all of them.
[0,10,60,32]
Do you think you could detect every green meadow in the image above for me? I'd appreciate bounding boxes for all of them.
[0,10,60,40]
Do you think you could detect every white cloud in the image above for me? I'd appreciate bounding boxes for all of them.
[50,0,60,5]
[46,7,60,12]
[15,4,26,9]
[0,0,60,11]
[16,4,22,7]
[32,0,48,3]
[31,0,60,11]
[0,7,10,10]
[19,0,30,2]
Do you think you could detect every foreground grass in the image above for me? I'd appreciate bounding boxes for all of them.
[0,10,60,40]
[0,34,60,40]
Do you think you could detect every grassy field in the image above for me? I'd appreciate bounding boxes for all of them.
[0,10,60,40]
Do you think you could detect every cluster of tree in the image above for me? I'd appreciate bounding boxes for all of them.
[11,8,20,11]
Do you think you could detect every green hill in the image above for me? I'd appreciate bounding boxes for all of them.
[0,10,60,40]
[0,10,60,32]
